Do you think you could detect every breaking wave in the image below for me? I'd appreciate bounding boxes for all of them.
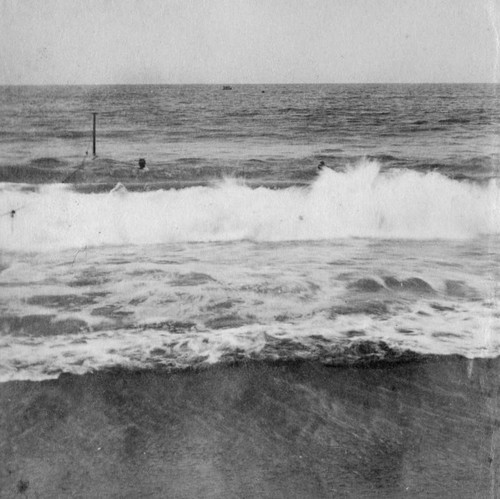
[1,160,499,251]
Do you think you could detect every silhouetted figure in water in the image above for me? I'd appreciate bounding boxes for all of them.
[317,161,325,171]
[138,158,146,170]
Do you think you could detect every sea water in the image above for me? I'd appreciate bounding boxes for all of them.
[0,84,499,381]
[1,84,500,498]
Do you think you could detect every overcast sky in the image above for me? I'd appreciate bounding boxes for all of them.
[0,0,499,84]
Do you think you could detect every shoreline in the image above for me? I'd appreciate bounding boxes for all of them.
[1,356,498,498]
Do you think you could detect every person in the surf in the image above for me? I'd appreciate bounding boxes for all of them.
[317,160,325,171]
[138,158,147,170]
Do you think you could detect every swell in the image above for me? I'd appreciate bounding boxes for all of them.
[1,152,496,185]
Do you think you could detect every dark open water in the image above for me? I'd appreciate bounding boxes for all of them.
[1,84,498,184]
[0,84,499,497]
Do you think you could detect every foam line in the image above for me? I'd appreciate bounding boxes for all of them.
[1,160,498,252]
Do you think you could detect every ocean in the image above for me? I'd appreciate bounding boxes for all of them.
[0,84,499,498]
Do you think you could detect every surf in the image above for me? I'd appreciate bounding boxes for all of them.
[1,160,498,252]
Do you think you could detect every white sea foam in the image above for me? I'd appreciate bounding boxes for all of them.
[0,161,499,252]
[0,305,498,382]
[0,229,498,382]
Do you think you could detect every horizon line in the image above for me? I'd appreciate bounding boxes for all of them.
[0,81,498,87]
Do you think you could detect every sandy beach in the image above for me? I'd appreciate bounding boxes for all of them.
[1,356,498,498]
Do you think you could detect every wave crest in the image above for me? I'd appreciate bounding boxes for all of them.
[1,160,498,251]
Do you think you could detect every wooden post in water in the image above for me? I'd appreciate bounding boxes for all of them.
[92,112,97,157]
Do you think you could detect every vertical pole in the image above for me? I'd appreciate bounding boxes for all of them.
[92,112,97,157]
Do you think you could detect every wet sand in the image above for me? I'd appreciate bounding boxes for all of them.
[0,356,499,498]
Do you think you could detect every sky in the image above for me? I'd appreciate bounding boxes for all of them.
[0,0,499,85]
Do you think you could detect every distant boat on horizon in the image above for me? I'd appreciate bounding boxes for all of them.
[222,85,232,90]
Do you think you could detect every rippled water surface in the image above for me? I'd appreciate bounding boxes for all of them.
[0,83,499,498]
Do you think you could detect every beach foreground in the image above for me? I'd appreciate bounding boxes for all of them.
[0,356,498,498]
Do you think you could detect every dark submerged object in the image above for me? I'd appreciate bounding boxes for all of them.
[138,158,146,170]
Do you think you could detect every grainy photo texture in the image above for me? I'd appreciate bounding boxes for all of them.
[0,1,499,497]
